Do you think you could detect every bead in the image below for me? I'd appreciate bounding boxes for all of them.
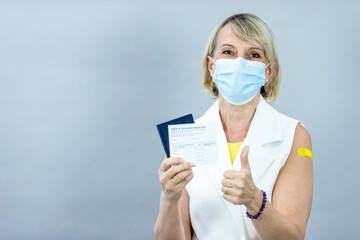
[246,190,267,220]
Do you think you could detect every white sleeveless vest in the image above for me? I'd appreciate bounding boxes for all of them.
[186,96,299,240]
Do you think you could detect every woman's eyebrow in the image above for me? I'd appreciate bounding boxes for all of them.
[219,43,236,48]
[249,47,263,51]
[219,44,263,51]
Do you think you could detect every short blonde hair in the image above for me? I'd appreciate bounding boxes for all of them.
[201,13,281,103]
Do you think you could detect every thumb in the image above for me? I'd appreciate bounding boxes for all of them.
[240,146,250,170]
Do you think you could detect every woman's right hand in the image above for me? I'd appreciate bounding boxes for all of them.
[158,157,193,202]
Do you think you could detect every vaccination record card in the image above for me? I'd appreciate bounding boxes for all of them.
[168,123,219,166]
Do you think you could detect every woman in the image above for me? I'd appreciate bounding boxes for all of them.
[154,13,313,240]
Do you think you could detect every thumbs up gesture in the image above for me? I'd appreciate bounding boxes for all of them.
[221,146,263,210]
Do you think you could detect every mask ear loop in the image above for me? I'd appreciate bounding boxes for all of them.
[265,62,271,84]
[211,58,217,73]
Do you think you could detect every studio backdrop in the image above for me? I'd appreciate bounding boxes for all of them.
[0,0,359,239]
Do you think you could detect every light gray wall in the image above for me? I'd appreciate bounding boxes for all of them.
[0,1,359,239]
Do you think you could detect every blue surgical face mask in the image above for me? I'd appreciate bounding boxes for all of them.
[212,57,270,105]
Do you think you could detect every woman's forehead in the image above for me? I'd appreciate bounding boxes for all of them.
[217,23,263,51]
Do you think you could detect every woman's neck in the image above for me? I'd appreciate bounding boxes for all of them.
[219,93,260,143]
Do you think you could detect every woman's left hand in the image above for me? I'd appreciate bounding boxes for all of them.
[221,146,263,212]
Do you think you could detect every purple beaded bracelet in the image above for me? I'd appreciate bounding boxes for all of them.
[246,190,267,219]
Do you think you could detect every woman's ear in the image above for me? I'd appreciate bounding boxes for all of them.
[265,62,274,85]
[207,56,215,78]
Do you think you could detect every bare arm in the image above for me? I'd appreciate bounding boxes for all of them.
[249,123,313,239]
[154,157,193,240]
[179,189,192,240]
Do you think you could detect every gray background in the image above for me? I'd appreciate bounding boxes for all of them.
[0,0,359,239]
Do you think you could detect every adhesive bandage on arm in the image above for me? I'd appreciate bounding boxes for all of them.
[297,148,312,159]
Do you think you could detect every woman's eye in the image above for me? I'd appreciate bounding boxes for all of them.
[250,53,261,58]
[222,50,233,56]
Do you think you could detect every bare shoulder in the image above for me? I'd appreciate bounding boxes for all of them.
[281,122,313,178]
[293,123,312,148]
[272,122,313,238]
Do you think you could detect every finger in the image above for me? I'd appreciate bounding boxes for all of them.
[169,169,193,186]
[168,172,194,194]
[240,146,250,170]
[221,186,234,195]
[223,169,239,179]
[221,178,235,188]
[223,193,237,204]
[221,182,242,195]
[159,157,184,173]
[176,173,194,190]
[163,162,192,181]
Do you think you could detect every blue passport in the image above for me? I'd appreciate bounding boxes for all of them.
[156,114,195,157]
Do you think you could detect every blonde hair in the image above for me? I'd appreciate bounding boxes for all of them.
[201,13,281,103]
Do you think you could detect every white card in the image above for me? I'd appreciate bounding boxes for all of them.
[168,123,218,166]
